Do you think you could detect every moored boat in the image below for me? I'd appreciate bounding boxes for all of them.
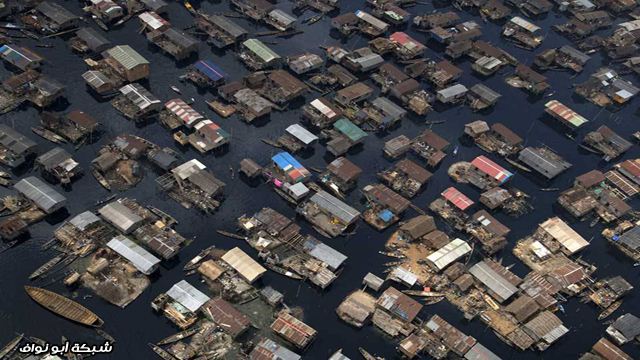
[24,286,104,327]
[31,126,66,144]
[402,290,445,297]
[264,263,304,280]
[91,169,111,191]
[0,333,23,359]
[183,246,216,271]
[598,300,622,320]
[156,326,199,346]
[148,343,178,360]
[29,253,66,280]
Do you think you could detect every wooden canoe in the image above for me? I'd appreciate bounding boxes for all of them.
[24,286,104,327]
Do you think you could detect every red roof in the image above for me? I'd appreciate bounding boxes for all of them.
[390,32,425,51]
[441,187,474,211]
[471,155,513,184]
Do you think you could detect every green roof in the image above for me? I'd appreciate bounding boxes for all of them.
[334,118,367,142]
[242,39,280,63]
[105,45,149,70]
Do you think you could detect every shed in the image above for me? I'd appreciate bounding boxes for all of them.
[201,298,250,338]
[106,235,160,275]
[166,280,210,313]
[302,236,347,271]
[426,238,472,271]
[250,338,301,360]
[14,176,66,214]
[285,124,318,146]
[98,201,144,234]
[221,247,266,283]
[74,27,112,53]
[363,273,384,291]
[469,260,519,303]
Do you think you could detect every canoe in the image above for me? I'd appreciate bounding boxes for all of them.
[0,333,23,359]
[24,286,104,327]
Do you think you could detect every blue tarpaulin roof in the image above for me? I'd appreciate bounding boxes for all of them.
[194,60,227,81]
[378,209,394,222]
[272,152,303,170]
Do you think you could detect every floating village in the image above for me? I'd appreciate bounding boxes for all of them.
[1,0,640,359]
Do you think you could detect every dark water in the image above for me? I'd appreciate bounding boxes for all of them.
[1,0,639,359]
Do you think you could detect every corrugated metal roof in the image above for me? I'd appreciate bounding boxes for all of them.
[334,118,367,142]
[82,70,111,88]
[166,280,210,312]
[469,261,518,302]
[194,60,227,81]
[471,155,512,184]
[510,16,540,33]
[68,211,101,231]
[285,124,318,145]
[106,235,160,275]
[104,45,149,70]
[355,10,389,30]
[243,39,280,63]
[119,83,161,110]
[441,187,474,210]
[14,176,66,214]
[221,247,266,283]
[309,190,360,224]
[545,100,588,128]
[165,98,204,126]
[251,338,301,360]
[302,236,347,270]
[426,238,472,270]
[98,201,143,234]
[539,217,589,254]
[464,343,502,360]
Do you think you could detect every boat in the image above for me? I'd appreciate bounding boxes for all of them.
[24,286,104,327]
[183,245,215,271]
[505,157,532,172]
[29,253,66,280]
[539,188,559,192]
[0,333,23,359]
[156,326,199,346]
[578,143,601,154]
[598,300,622,320]
[0,240,17,254]
[95,194,116,206]
[558,304,565,314]
[358,347,384,360]
[148,343,178,360]
[0,171,11,178]
[216,230,247,240]
[453,145,459,156]
[91,169,111,191]
[31,126,66,144]
[402,290,445,297]
[148,206,178,226]
[424,296,445,305]
[170,85,181,94]
[378,251,405,259]
[383,260,404,267]
[261,138,282,148]
[634,262,640,267]
[264,263,304,280]
[0,177,12,187]
[425,120,445,125]
[95,329,115,343]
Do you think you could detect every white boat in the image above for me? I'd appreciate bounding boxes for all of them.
[170,85,181,94]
